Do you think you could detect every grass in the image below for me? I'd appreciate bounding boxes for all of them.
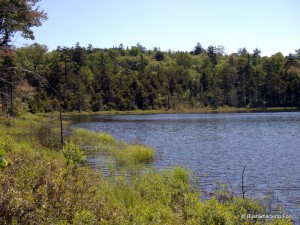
[0,114,294,224]
[69,128,155,167]
[115,144,155,166]
[70,128,116,146]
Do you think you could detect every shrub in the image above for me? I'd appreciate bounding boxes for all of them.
[0,138,14,152]
[36,122,61,149]
[0,151,8,169]
[170,166,191,184]
[72,210,97,225]
[0,142,12,170]
[61,141,86,165]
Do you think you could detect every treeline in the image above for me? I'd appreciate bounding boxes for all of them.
[1,42,300,114]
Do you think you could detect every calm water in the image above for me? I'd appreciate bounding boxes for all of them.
[72,112,300,222]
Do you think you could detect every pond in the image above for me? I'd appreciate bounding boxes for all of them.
[72,112,300,222]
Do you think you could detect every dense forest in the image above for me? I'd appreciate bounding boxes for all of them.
[0,0,299,114]
[1,42,300,115]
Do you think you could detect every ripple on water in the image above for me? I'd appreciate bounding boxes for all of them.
[72,112,300,223]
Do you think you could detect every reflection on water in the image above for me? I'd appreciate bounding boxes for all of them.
[72,112,300,222]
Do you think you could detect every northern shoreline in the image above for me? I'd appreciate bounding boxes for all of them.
[33,106,300,118]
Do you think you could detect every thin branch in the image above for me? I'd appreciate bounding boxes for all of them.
[242,164,247,199]
[0,77,17,87]
[226,174,237,197]
[0,91,10,97]
[15,67,59,96]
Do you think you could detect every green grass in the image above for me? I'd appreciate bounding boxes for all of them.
[69,128,155,166]
[0,115,294,225]
[115,144,155,166]
[70,128,116,146]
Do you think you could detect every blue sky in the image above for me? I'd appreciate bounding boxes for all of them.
[13,0,300,56]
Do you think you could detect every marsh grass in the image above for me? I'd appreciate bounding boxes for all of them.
[0,115,294,225]
[0,113,64,150]
[70,128,116,146]
[114,144,155,166]
[69,128,155,167]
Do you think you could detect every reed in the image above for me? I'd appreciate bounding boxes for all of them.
[114,144,155,166]
[70,128,155,166]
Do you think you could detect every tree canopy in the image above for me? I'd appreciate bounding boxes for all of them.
[1,42,299,114]
[0,0,47,47]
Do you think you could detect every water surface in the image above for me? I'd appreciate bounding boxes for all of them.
[72,112,300,222]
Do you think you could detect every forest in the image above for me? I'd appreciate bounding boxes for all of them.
[1,42,300,115]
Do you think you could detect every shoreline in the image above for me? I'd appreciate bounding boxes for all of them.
[41,106,300,117]
[0,113,295,224]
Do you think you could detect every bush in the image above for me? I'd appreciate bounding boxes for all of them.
[0,151,8,169]
[61,141,86,165]
[72,210,97,225]
[0,142,12,170]
[36,122,61,149]
[170,166,191,184]
[0,138,293,224]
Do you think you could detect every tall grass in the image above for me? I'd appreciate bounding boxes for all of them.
[69,128,155,166]
[70,128,116,146]
[115,144,155,166]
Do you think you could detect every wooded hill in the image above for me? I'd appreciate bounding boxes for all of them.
[1,43,300,115]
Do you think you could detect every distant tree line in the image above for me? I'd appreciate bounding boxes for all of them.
[1,42,300,114]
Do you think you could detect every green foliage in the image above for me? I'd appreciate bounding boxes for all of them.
[0,0,47,47]
[169,166,191,184]
[0,137,14,152]
[0,139,13,170]
[13,99,29,116]
[61,141,86,165]
[72,210,97,225]
[2,43,300,115]
[0,149,8,169]
[36,121,61,149]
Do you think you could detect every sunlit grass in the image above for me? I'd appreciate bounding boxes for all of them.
[70,128,116,146]
[0,114,294,225]
[115,144,155,166]
[70,128,155,166]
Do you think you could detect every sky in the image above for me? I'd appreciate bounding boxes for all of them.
[13,0,300,56]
